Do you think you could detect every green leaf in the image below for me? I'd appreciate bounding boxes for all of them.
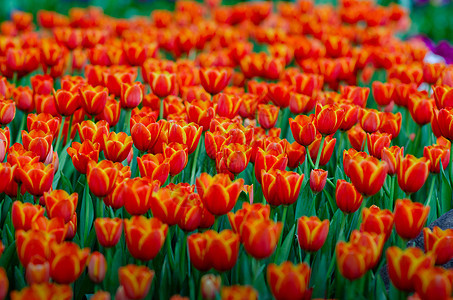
[0,241,16,268]
[275,224,296,265]
[440,167,452,214]
[14,266,26,290]
[80,185,94,247]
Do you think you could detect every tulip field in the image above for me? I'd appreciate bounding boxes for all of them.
[0,0,452,299]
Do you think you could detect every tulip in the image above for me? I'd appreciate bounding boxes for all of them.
[27,113,60,138]
[219,143,252,175]
[359,108,381,133]
[397,154,430,194]
[78,120,109,146]
[360,205,394,241]
[413,267,453,300]
[261,169,304,206]
[380,112,402,139]
[25,261,50,285]
[0,162,15,195]
[394,199,429,240]
[130,115,162,152]
[289,92,316,114]
[408,92,434,126]
[242,218,282,259]
[115,177,158,216]
[196,172,244,216]
[168,121,203,154]
[94,218,123,248]
[21,129,53,162]
[10,283,72,300]
[87,251,106,284]
[102,131,133,163]
[339,102,359,131]
[16,229,55,267]
[91,291,111,300]
[137,154,170,186]
[307,134,336,166]
[163,142,189,176]
[336,241,369,280]
[201,274,221,300]
[124,216,168,261]
[285,141,306,169]
[120,82,143,109]
[186,99,215,130]
[199,67,231,95]
[424,63,445,84]
[206,230,240,272]
[87,160,118,198]
[13,86,34,112]
[335,180,363,214]
[309,169,328,193]
[96,97,121,127]
[347,125,366,151]
[44,190,78,223]
[433,85,453,109]
[297,216,329,252]
[381,146,403,175]
[424,226,453,265]
[0,99,15,125]
[367,132,391,159]
[350,230,385,269]
[79,85,109,116]
[187,232,210,271]
[53,89,80,116]
[49,241,90,284]
[314,103,345,136]
[214,93,242,119]
[17,162,54,197]
[31,74,54,95]
[254,147,288,184]
[228,203,270,237]
[67,140,100,174]
[289,114,317,146]
[149,71,176,98]
[347,155,388,196]
[423,145,450,173]
[386,246,434,291]
[118,265,154,300]
[257,104,279,129]
[372,81,395,107]
[267,262,311,300]
[0,268,7,300]
[220,285,258,300]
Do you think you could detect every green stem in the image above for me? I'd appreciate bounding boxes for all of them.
[274,205,288,262]
[190,136,202,185]
[16,183,21,201]
[15,115,26,143]
[450,144,453,184]
[54,115,66,154]
[165,229,176,270]
[304,252,311,264]
[425,175,436,207]
[314,136,325,169]
[159,97,164,120]
[306,148,315,169]
[64,114,74,147]
[123,109,132,135]
[213,216,220,232]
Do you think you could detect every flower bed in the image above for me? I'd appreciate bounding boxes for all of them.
[0,1,450,299]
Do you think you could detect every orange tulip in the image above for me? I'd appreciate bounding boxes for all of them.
[347,155,388,196]
[44,190,78,223]
[267,262,311,300]
[124,216,168,261]
[309,169,328,193]
[87,251,106,284]
[87,160,119,197]
[25,261,50,285]
[49,241,90,284]
[413,267,453,300]
[257,104,280,129]
[10,283,72,300]
[220,285,258,300]
[289,114,317,146]
[424,226,453,265]
[423,145,450,173]
[241,218,282,259]
[21,129,53,162]
[196,172,244,216]
[94,217,123,248]
[261,169,304,206]
[386,246,434,291]
[102,131,133,163]
[79,85,108,116]
[16,229,55,267]
[115,177,159,216]
[149,71,176,98]
[17,162,54,196]
[137,154,170,186]
[201,274,221,300]
[119,264,154,300]
[394,199,429,240]
[314,103,345,136]
[336,241,369,280]
[397,154,430,194]
[199,67,231,95]
[67,140,100,174]
[297,216,329,252]
[360,205,394,241]
[307,134,336,166]
[335,180,363,214]
[381,146,403,175]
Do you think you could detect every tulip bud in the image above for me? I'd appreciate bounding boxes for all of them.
[26,260,50,284]
[309,169,327,193]
[88,251,106,284]
[201,274,221,300]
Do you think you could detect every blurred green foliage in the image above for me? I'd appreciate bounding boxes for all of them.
[411,3,453,42]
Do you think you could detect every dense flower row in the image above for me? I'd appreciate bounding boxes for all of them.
[0,0,450,299]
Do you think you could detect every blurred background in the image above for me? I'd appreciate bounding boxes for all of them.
[0,0,451,42]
